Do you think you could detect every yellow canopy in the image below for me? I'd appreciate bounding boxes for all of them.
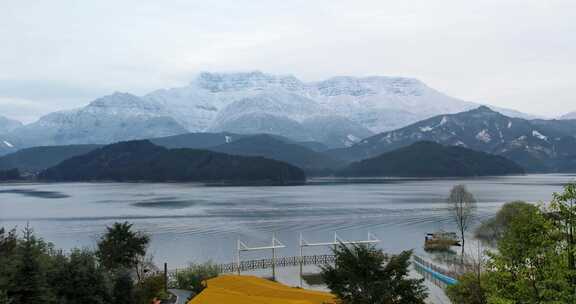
[188,275,336,304]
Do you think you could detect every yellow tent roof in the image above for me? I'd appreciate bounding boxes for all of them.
[188,275,336,304]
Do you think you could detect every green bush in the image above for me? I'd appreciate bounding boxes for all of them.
[446,272,487,304]
[135,274,168,304]
[175,262,220,295]
[474,201,534,244]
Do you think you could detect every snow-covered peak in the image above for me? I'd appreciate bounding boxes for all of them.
[0,115,23,134]
[194,71,304,92]
[311,76,426,97]
[212,89,326,126]
[86,92,165,114]
[560,111,576,120]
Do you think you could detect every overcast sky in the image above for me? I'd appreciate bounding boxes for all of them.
[1,0,575,123]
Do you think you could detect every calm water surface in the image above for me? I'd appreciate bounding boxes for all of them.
[1,174,574,267]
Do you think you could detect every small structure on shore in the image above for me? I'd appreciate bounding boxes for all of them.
[424,231,460,251]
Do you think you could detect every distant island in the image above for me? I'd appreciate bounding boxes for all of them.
[337,141,525,177]
[39,140,306,184]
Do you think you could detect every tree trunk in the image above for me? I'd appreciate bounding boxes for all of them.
[461,232,465,267]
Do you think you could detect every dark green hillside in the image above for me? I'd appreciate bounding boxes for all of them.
[0,144,101,172]
[149,132,247,149]
[210,134,343,174]
[39,140,305,183]
[337,141,524,177]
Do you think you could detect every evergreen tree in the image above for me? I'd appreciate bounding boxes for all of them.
[0,290,12,304]
[50,249,111,304]
[321,244,427,304]
[113,271,135,304]
[97,222,150,271]
[9,225,53,304]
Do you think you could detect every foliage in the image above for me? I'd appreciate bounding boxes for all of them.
[551,182,576,293]
[446,272,488,304]
[113,271,135,304]
[484,202,574,303]
[474,201,533,245]
[321,243,427,304]
[450,186,576,303]
[9,225,54,304]
[0,228,18,290]
[176,262,221,295]
[49,249,111,304]
[134,274,168,304]
[0,290,12,304]
[97,221,150,271]
[447,184,477,260]
[0,222,163,304]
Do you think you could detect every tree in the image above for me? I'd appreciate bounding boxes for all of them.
[551,182,576,295]
[9,225,53,304]
[484,203,574,303]
[134,274,168,304]
[447,185,477,262]
[321,243,427,304]
[446,272,487,304]
[0,290,12,304]
[50,249,111,304]
[474,201,533,245]
[97,222,150,271]
[0,228,18,293]
[113,271,135,304]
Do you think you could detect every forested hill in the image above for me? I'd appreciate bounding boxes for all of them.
[39,140,305,184]
[337,141,525,177]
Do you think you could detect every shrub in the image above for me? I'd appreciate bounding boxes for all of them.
[175,262,220,295]
[135,274,168,304]
[446,272,487,304]
[474,201,533,244]
[321,244,428,304]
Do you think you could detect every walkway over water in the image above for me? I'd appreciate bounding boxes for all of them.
[167,253,457,290]
[412,255,459,288]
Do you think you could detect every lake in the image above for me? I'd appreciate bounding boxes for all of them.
[1,174,574,268]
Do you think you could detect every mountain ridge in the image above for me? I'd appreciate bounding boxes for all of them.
[3,71,539,152]
[330,106,576,172]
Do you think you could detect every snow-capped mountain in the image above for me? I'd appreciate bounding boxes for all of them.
[144,72,307,132]
[3,92,187,149]
[560,111,576,120]
[5,71,539,152]
[207,90,373,146]
[331,106,576,172]
[0,116,22,134]
[146,71,536,135]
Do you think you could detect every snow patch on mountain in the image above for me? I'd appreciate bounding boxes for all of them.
[476,130,492,143]
[532,130,548,141]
